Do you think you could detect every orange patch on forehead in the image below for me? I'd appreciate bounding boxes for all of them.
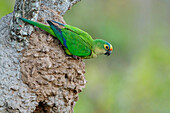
[109,44,113,51]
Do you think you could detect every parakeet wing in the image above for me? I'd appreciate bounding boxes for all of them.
[47,20,92,57]
[62,29,92,56]
[64,25,93,47]
[50,20,93,47]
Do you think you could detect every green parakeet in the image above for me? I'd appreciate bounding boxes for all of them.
[19,17,113,59]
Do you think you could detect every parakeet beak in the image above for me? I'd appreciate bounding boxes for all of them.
[105,51,111,56]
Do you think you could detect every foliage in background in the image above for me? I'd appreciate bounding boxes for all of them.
[1,0,170,113]
[0,0,14,18]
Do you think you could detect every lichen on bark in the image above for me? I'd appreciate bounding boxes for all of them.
[0,0,86,113]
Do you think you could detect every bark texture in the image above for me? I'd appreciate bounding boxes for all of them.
[0,0,86,113]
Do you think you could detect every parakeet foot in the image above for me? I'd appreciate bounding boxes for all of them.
[72,55,80,60]
[65,54,80,60]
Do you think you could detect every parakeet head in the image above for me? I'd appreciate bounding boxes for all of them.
[104,42,113,56]
[93,39,113,56]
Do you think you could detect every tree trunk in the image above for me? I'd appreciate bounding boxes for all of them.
[0,0,86,113]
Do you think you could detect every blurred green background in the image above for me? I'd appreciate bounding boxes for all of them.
[1,0,170,113]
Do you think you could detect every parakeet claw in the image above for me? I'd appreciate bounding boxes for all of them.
[72,55,80,60]
[65,54,80,60]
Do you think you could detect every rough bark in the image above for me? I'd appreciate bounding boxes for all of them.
[0,0,86,113]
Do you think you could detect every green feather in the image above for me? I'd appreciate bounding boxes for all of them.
[62,29,92,56]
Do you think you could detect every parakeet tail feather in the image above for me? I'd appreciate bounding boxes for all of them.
[19,17,55,36]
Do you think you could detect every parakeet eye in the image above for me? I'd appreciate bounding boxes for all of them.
[104,44,109,50]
